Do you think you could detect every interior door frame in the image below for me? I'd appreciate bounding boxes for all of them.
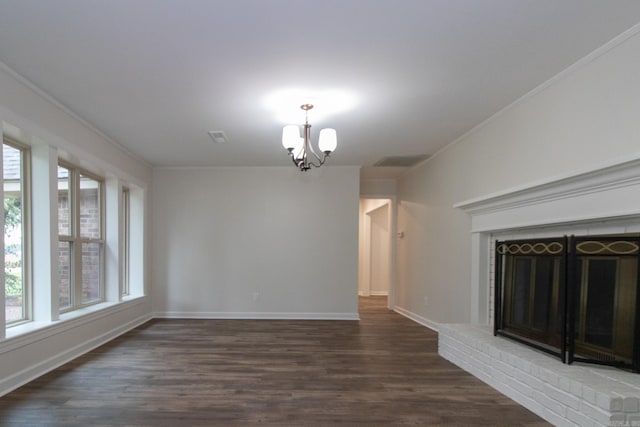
[359,196,397,310]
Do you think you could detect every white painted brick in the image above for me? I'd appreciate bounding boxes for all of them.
[580,400,612,425]
[475,350,492,366]
[583,385,598,405]
[609,413,628,426]
[624,397,640,413]
[499,382,546,417]
[566,407,597,427]
[473,368,491,384]
[627,414,640,426]
[489,366,507,384]
[533,389,567,417]
[610,396,624,412]
[559,375,573,393]
[544,384,581,410]
[500,351,515,366]
[569,379,583,397]
[516,357,532,373]
[493,358,514,377]
[504,375,532,398]
[438,324,640,427]
[540,367,560,388]
[596,391,615,411]
[541,408,578,427]
[488,345,500,359]
[514,367,545,391]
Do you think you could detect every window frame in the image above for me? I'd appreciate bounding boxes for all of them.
[57,160,105,312]
[122,187,130,297]
[3,137,32,326]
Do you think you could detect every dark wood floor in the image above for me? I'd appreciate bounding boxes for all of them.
[0,297,548,426]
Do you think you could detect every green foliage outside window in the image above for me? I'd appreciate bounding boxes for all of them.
[5,196,22,297]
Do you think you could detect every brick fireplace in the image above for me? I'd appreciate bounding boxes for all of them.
[443,155,640,426]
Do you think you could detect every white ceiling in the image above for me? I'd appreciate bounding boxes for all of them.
[0,1,639,176]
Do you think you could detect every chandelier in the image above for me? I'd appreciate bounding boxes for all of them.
[281,104,337,171]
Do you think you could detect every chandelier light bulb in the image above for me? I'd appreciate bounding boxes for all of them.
[318,128,337,153]
[282,125,300,150]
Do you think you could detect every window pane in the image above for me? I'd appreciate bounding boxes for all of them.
[58,166,70,235]
[4,144,25,323]
[58,241,72,309]
[81,242,101,303]
[80,174,100,239]
[122,188,130,296]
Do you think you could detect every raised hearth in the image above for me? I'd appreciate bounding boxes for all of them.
[439,324,640,426]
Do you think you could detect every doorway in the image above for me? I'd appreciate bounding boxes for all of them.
[359,198,393,307]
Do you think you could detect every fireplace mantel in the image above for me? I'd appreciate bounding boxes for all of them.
[454,153,640,325]
[446,154,640,425]
[455,154,640,233]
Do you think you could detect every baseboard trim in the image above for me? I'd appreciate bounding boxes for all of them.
[0,312,151,397]
[153,311,360,321]
[369,291,389,296]
[393,306,440,332]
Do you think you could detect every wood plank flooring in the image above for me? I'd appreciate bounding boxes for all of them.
[0,297,549,426]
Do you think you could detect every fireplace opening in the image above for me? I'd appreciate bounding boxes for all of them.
[495,234,640,372]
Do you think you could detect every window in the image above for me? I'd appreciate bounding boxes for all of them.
[122,187,130,296]
[4,139,31,325]
[58,163,104,311]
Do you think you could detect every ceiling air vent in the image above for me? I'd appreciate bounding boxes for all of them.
[208,131,229,144]
[373,155,429,167]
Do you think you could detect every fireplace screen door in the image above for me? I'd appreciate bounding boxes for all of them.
[495,234,640,372]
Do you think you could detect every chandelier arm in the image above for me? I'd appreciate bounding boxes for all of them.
[288,151,307,170]
[305,152,329,169]
[302,123,319,162]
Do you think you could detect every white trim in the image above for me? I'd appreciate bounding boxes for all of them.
[153,311,360,321]
[369,291,389,296]
[455,153,640,213]
[2,297,147,352]
[400,23,640,180]
[455,154,640,326]
[0,61,151,168]
[393,306,440,332]
[0,312,150,397]
[456,154,640,233]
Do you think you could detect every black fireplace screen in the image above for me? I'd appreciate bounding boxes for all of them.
[494,234,640,372]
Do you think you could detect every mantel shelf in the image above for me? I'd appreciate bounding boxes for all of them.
[454,153,640,233]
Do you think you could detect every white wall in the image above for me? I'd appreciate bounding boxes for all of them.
[369,204,390,295]
[396,29,640,324]
[360,178,396,197]
[0,65,152,395]
[152,166,360,319]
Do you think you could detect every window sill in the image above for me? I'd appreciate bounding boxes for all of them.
[2,296,147,352]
